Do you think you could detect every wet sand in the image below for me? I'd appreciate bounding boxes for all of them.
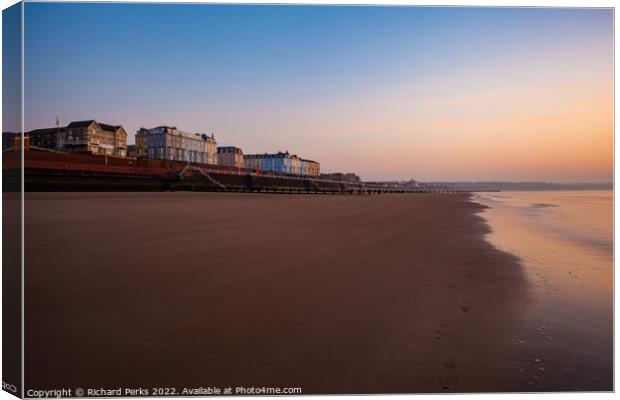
[474,191,613,391]
[25,192,529,394]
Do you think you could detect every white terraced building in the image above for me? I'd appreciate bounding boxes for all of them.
[135,126,217,164]
[244,151,320,177]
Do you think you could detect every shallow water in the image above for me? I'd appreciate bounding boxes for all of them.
[473,190,613,391]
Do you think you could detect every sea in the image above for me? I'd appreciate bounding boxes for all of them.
[472,190,613,391]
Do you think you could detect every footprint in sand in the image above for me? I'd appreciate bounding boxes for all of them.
[459,300,472,312]
[438,358,458,390]
[434,321,449,340]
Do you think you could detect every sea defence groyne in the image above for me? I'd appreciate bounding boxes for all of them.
[2,148,459,194]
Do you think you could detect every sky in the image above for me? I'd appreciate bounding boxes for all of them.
[15,3,614,182]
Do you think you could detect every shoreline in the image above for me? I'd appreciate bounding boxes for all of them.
[473,191,613,391]
[26,192,530,393]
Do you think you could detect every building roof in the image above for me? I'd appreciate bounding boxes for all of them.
[99,123,123,132]
[29,120,124,135]
[140,127,215,142]
[66,120,97,128]
[27,127,63,135]
[244,151,292,158]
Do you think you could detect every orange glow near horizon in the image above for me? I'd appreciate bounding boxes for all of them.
[301,70,613,182]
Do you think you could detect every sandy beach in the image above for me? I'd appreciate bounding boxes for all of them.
[24,192,530,393]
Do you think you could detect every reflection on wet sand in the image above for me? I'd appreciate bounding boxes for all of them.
[474,190,613,391]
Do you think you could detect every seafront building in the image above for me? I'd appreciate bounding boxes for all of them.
[244,151,320,176]
[300,158,320,177]
[22,128,60,150]
[10,120,129,157]
[217,146,244,168]
[4,119,324,178]
[135,126,217,164]
[244,152,281,173]
[64,120,128,157]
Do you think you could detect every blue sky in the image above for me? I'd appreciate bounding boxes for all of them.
[17,3,614,181]
[3,2,20,132]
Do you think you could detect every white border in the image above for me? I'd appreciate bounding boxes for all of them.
[0,2,615,400]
